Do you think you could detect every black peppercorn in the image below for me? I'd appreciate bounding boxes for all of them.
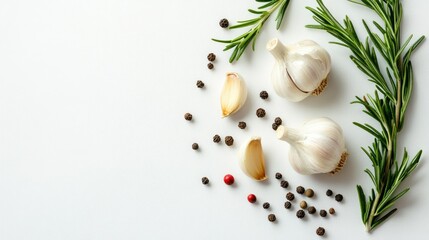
[207,63,214,70]
[259,90,269,99]
[268,214,276,222]
[284,201,292,209]
[256,108,266,118]
[316,227,325,236]
[280,180,289,188]
[196,80,205,88]
[308,206,316,214]
[184,112,192,121]
[329,208,335,215]
[219,18,229,28]
[320,209,327,217]
[225,136,234,146]
[275,172,282,179]
[326,189,333,196]
[286,192,295,201]
[263,202,270,209]
[296,186,305,194]
[201,177,209,185]
[213,134,221,143]
[207,53,216,62]
[296,210,305,219]
[304,188,314,198]
[274,117,282,125]
[335,194,344,202]
[272,123,279,130]
[238,121,247,129]
[192,143,199,150]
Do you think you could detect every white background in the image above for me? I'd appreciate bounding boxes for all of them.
[0,0,427,239]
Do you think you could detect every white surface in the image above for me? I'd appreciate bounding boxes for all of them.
[0,0,427,239]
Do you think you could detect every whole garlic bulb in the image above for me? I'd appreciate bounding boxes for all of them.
[220,72,247,117]
[276,117,348,175]
[266,38,331,102]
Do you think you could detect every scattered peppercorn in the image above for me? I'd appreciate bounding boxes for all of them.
[329,208,336,215]
[296,186,305,194]
[201,177,209,185]
[207,53,216,62]
[219,18,229,28]
[280,180,289,188]
[326,189,333,196]
[213,134,221,143]
[207,63,214,70]
[335,194,344,202]
[247,194,257,203]
[256,108,266,118]
[268,214,276,222]
[238,121,247,129]
[286,192,295,201]
[225,136,234,146]
[300,201,308,209]
[196,80,205,88]
[272,123,279,130]
[320,209,327,217]
[304,188,314,198]
[275,172,282,179]
[284,201,292,209]
[184,113,192,121]
[316,227,325,236]
[274,117,282,125]
[296,210,305,219]
[263,202,270,209]
[259,90,269,99]
[223,174,234,185]
[308,206,316,214]
[192,143,199,150]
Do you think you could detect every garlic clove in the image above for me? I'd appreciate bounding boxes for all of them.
[271,58,311,102]
[220,72,247,117]
[239,137,267,181]
[267,38,331,102]
[276,118,348,175]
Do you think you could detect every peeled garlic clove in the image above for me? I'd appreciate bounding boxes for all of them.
[239,137,267,181]
[266,38,331,102]
[276,117,348,175]
[220,72,247,118]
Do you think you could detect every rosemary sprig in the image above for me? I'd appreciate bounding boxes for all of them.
[212,0,290,63]
[307,0,424,232]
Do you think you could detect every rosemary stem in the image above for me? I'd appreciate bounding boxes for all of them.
[366,189,382,231]
[367,71,402,232]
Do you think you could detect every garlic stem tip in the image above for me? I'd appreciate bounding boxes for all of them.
[276,125,286,139]
[266,38,279,51]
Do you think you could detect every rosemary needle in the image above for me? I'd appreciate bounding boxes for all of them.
[212,0,290,63]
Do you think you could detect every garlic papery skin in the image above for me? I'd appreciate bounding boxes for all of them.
[239,137,267,181]
[220,72,248,117]
[276,117,348,175]
[266,38,331,102]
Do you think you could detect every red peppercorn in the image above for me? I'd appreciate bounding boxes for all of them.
[247,194,257,203]
[224,174,235,185]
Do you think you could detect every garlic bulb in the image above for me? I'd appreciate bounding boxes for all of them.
[276,117,348,175]
[239,137,267,181]
[266,38,331,102]
[220,72,248,117]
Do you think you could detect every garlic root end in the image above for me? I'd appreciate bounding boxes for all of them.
[312,75,329,96]
[330,151,348,174]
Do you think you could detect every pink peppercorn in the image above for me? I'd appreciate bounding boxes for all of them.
[224,174,235,185]
[247,194,257,203]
